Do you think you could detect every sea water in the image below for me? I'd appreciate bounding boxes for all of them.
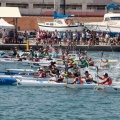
[0,51,120,120]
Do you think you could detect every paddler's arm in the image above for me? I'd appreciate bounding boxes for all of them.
[97,75,104,80]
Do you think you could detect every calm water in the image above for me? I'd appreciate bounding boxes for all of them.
[0,51,120,120]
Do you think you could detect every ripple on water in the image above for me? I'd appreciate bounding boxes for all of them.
[0,52,120,120]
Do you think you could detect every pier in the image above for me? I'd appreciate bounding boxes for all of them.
[0,38,120,51]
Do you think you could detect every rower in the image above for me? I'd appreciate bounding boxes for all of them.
[87,58,94,66]
[49,70,64,83]
[100,59,110,68]
[34,54,39,62]
[80,59,89,68]
[34,68,46,78]
[97,73,112,85]
[80,52,87,60]
[82,71,97,84]
[68,57,76,68]
[71,73,83,84]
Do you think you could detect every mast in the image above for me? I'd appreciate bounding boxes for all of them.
[63,0,65,15]
[54,0,56,11]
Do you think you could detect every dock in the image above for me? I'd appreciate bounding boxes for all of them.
[0,38,120,51]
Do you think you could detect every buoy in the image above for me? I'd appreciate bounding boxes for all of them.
[26,40,29,50]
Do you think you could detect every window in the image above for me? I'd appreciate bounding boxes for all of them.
[56,20,63,24]
[110,17,120,20]
[104,17,110,21]
[87,5,105,10]
[50,23,54,26]
[33,4,53,9]
[6,3,28,8]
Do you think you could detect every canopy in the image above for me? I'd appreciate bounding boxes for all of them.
[0,7,21,18]
[0,18,14,28]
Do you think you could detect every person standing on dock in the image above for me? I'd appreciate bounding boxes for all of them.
[2,29,7,43]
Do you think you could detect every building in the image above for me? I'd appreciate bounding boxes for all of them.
[0,0,120,16]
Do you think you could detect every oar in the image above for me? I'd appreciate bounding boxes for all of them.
[100,51,104,66]
[96,66,99,75]
[110,40,114,52]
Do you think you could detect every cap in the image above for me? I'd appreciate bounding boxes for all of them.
[103,73,108,76]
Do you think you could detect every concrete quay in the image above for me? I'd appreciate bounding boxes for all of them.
[0,40,120,52]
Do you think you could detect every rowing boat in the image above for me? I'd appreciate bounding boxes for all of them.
[5,69,35,72]
[17,79,66,87]
[105,85,120,93]
[67,83,97,89]
[0,75,17,85]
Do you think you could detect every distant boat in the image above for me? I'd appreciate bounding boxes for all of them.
[38,0,83,32]
[84,3,120,34]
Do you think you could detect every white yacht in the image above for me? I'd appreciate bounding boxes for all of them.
[84,3,120,33]
[38,17,84,32]
[38,0,83,32]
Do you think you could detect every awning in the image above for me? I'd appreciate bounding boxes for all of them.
[0,18,14,28]
[0,7,21,18]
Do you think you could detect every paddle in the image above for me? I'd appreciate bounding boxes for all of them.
[110,40,114,52]
[96,66,99,75]
[100,51,104,67]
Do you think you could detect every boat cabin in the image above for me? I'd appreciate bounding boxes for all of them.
[104,13,120,22]
[45,18,80,26]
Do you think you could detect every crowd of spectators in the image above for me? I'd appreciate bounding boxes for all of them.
[2,29,28,44]
[1,28,120,46]
[34,30,120,46]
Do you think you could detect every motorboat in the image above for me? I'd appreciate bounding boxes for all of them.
[84,3,120,34]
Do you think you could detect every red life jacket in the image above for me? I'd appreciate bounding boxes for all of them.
[104,77,112,85]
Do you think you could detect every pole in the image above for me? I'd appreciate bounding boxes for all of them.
[54,0,56,11]
[26,40,29,50]
[63,0,66,15]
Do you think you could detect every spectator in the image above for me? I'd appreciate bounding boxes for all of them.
[2,29,8,43]
[18,32,24,44]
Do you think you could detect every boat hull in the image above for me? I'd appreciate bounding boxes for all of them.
[0,76,17,85]
[17,80,66,87]
[105,85,120,93]
[67,83,97,89]
[84,22,120,33]
[38,24,83,32]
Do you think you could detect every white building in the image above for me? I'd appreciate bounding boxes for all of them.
[0,0,120,16]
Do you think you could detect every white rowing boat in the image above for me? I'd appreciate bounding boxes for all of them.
[17,79,66,87]
[67,83,97,89]
[88,66,109,70]
[105,85,120,93]
[5,69,35,72]
[93,59,118,63]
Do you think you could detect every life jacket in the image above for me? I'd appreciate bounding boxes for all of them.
[104,77,112,85]
[34,57,39,62]
[39,72,45,78]
[76,77,83,84]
